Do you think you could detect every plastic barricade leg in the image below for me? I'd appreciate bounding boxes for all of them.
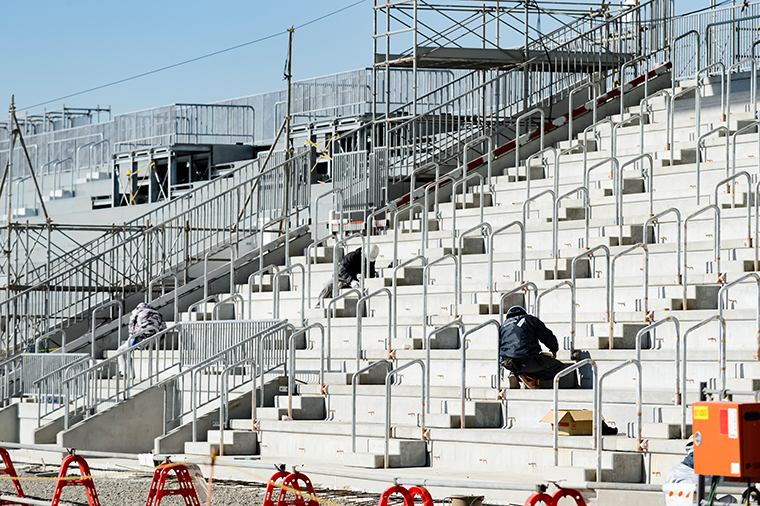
[523,493,557,506]
[0,448,24,501]
[262,470,291,506]
[144,463,202,506]
[378,486,415,506]
[551,488,586,506]
[276,472,319,506]
[50,454,101,506]
[406,486,434,506]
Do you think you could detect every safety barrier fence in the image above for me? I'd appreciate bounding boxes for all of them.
[1,152,309,357]
[0,352,89,408]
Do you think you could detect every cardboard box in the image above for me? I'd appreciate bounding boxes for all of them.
[541,409,595,436]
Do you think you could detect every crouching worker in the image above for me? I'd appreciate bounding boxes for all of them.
[499,305,576,389]
[317,245,380,308]
[117,302,167,378]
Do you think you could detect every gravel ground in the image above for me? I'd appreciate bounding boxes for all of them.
[0,465,391,506]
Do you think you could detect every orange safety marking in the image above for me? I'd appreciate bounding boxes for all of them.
[0,448,25,503]
[144,463,202,506]
[50,454,101,506]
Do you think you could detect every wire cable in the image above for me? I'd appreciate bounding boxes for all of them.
[21,0,368,112]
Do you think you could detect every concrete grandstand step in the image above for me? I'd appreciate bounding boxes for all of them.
[256,395,325,421]
[426,401,502,428]
[576,322,650,350]
[641,422,691,440]
[343,439,428,468]
[184,430,259,456]
[524,258,589,281]
[544,450,643,483]
[668,284,720,310]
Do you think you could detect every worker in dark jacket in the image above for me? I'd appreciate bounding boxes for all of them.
[499,305,575,389]
[317,245,379,307]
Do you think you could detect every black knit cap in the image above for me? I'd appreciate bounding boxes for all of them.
[506,305,527,318]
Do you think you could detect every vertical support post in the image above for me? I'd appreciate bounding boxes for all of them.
[523,1,529,111]
[284,27,294,267]
[6,97,15,353]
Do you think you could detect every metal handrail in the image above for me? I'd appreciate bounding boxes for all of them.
[459,319,500,428]
[522,190,555,249]
[672,29,700,102]
[423,254,459,341]
[584,157,621,236]
[355,288,392,370]
[249,265,280,315]
[385,359,425,468]
[611,114,642,158]
[639,90,672,152]
[219,355,255,441]
[393,255,427,340]
[536,280,575,351]
[393,204,423,267]
[35,329,66,353]
[287,323,326,418]
[458,223,491,305]
[670,85,702,168]
[621,55,650,118]
[572,245,610,351]
[462,135,493,189]
[556,143,588,198]
[326,288,362,371]
[514,108,545,176]
[306,235,338,309]
[553,186,590,279]
[490,221,525,285]
[695,126,729,205]
[714,172,752,248]
[756,180,760,271]
[697,62,726,121]
[597,359,643,482]
[726,58,758,123]
[425,319,464,413]
[273,263,305,323]
[525,146,558,199]
[569,82,598,143]
[148,271,179,323]
[634,317,681,401]
[620,154,654,219]
[188,295,219,316]
[366,203,396,281]
[314,188,345,239]
[610,243,649,331]
[553,359,598,466]
[212,294,244,320]
[90,300,123,359]
[683,205,721,307]
[451,173,485,251]
[644,207,683,290]
[582,118,615,153]
[731,121,760,178]
[718,273,760,392]
[681,315,723,439]
[499,282,539,322]
[410,162,440,202]
[352,360,392,452]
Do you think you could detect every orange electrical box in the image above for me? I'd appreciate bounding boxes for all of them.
[692,402,760,478]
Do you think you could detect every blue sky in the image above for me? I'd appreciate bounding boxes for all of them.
[0,0,716,117]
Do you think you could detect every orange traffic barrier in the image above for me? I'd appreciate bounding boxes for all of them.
[0,448,25,502]
[50,454,101,506]
[523,493,556,506]
[378,486,415,506]
[263,470,291,506]
[144,463,203,506]
[276,472,319,506]
[551,488,586,506]
[406,486,434,506]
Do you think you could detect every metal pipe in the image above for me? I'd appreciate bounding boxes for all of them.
[670,85,701,168]
[499,282,538,321]
[366,203,396,288]
[394,204,424,267]
[423,254,459,341]
[569,82,598,143]
[355,288,392,370]
[524,146,557,199]
[621,154,654,219]
[333,232,365,296]
[555,143,587,201]
[714,171,752,247]
[572,245,610,352]
[697,62,726,121]
[718,273,760,392]
[385,359,425,468]
[536,280,574,351]
[460,319,500,428]
[682,315,722,438]
[425,319,464,413]
[326,287,362,371]
[621,55,650,118]
[726,58,758,124]
[287,323,325,418]
[582,118,614,153]
[458,223,491,305]
[34,329,66,353]
[90,300,123,359]
[462,135,493,188]
[451,173,484,251]
[695,126,729,205]
[684,205,721,308]
[553,359,597,466]
[212,294,244,320]
[634,317,680,401]
[148,271,179,323]
[314,188,345,240]
[273,263,305,324]
[248,265,279,316]
[597,359,643,482]
[392,255,427,340]
[513,108,545,177]
[731,121,760,178]
[610,243,649,327]
[554,186,590,278]
[611,114,642,159]
[352,360,392,452]
[490,221,525,285]
[639,90,671,152]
